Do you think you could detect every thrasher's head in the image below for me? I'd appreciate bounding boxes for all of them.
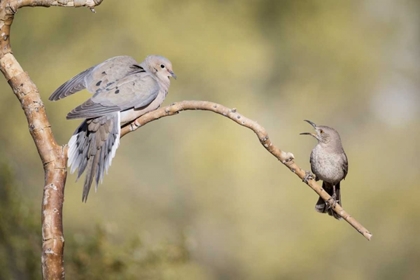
[300,120,341,145]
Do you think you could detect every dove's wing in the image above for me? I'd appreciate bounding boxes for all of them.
[49,56,139,101]
[66,72,160,119]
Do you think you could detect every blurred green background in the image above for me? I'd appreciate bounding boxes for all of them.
[1,0,419,279]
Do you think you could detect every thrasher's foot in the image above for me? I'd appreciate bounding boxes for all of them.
[303,171,315,183]
[326,197,339,209]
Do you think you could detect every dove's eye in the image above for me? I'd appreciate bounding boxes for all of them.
[160,64,165,68]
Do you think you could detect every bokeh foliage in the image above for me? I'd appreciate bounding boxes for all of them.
[0,162,202,279]
[0,0,419,279]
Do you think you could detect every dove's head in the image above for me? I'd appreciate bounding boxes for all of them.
[144,55,176,87]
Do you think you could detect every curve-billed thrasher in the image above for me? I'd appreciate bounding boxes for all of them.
[300,120,348,220]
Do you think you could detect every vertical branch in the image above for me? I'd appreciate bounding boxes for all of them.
[1,50,68,280]
[0,0,103,279]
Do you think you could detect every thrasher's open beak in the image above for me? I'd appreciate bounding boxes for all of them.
[300,132,317,138]
[300,120,317,138]
[304,119,317,128]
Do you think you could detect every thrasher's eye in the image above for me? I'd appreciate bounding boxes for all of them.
[160,64,165,68]
[320,129,324,134]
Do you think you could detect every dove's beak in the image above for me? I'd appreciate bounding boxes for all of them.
[169,70,177,80]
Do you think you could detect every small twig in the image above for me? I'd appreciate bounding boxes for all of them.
[121,100,372,241]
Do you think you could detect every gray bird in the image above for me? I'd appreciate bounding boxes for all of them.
[300,120,348,219]
[49,55,176,202]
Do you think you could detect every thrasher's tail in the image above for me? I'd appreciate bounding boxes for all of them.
[315,181,342,220]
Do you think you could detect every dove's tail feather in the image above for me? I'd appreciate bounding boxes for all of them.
[315,181,342,220]
[67,113,120,202]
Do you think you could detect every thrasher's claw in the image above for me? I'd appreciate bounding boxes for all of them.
[326,197,338,209]
[303,171,315,183]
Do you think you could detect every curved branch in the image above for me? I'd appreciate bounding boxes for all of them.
[121,101,373,241]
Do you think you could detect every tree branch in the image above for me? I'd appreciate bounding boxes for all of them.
[0,0,103,279]
[8,0,103,12]
[121,100,373,241]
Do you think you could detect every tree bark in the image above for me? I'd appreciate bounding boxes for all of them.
[0,1,103,279]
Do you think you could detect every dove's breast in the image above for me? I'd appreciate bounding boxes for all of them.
[120,88,167,125]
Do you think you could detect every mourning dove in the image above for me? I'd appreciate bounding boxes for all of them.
[50,55,176,201]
